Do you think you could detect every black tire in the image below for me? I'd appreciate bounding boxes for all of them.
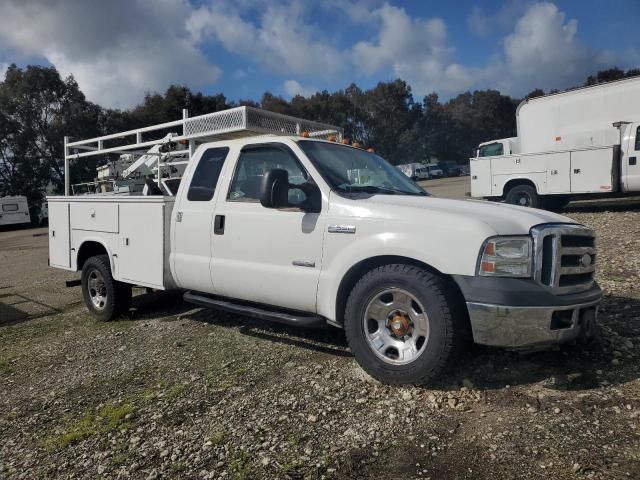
[81,254,132,321]
[344,264,465,385]
[544,195,570,211]
[505,184,540,208]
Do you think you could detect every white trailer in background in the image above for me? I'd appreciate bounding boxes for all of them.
[0,196,31,227]
[471,77,640,209]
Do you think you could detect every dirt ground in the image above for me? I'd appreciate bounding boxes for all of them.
[1,189,640,480]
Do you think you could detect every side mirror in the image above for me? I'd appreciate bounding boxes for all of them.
[260,169,290,209]
[260,169,322,213]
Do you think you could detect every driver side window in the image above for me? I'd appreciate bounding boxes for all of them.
[228,145,309,205]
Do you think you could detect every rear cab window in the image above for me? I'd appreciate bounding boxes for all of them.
[187,148,230,201]
[478,143,504,157]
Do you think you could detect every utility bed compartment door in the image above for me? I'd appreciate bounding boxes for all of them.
[114,202,165,288]
[470,158,491,196]
[70,202,119,233]
[49,202,70,268]
[570,148,614,193]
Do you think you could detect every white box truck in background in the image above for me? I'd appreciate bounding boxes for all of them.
[471,77,640,209]
[0,195,31,227]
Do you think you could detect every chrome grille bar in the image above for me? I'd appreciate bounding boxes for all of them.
[531,224,597,294]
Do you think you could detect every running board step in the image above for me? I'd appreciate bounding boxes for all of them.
[183,291,326,329]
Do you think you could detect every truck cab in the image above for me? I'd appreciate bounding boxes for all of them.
[476,137,519,157]
[48,107,602,385]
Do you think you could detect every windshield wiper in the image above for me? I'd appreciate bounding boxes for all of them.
[338,185,426,196]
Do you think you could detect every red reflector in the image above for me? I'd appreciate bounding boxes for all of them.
[555,136,561,141]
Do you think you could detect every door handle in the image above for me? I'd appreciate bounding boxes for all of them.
[630,156,637,166]
[214,215,225,235]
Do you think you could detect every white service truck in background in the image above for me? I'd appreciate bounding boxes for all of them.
[0,195,31,227]
[48,107,601,385]
[471,77,640,209]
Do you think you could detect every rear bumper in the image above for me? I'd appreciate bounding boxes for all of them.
[453,275,602,348]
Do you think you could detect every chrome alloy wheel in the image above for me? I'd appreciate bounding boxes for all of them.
[87,268,107,311]
[363,288,430,365]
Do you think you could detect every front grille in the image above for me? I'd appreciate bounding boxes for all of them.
[532,225,596,294]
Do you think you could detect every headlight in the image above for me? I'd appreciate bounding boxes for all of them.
[478,236,532,278]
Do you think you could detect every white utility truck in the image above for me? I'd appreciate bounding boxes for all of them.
[471,77,640,209]
[0,195,31,227]
[48,107,601,384]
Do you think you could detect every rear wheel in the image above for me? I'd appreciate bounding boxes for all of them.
[81,254,132,322]
[344,264,464,385]
[505,184,540,208]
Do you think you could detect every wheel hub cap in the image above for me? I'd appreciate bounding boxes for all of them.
[363,288,430,365]
[87,268,107,311]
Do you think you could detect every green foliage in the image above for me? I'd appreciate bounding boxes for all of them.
[45,402,134,450]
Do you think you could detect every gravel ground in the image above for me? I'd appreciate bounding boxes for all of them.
[1,201,639,480]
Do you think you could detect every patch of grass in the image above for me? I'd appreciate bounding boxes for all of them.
[209,429,226,447]
[0,358,12,374]
[280,459,302,475]
[230,451,252,480]
[165,383,186,400]
[170,462,187,474]
[286,433,302,447]
[45,402,134,450]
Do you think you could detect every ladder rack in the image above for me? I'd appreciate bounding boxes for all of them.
[63,106,343,195]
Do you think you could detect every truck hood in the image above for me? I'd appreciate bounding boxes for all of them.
[353,195,577,235]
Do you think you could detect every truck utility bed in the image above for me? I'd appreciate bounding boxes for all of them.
[471,145,618,198]
[48,196,174,289]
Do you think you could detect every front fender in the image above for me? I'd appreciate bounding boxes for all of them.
[316,222,485,322]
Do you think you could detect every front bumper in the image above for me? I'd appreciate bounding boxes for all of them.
[466,300,599,348]
[453,275,602,348]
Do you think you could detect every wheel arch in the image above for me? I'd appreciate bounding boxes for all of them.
[76,240,111,271]
[333,255,469,329]
[501,177,539,197]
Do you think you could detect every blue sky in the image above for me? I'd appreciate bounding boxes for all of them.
[0,0,638,109]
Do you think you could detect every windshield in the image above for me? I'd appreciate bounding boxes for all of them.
[298,140,426,197]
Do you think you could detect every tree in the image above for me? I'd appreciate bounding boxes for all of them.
[0,65,101,212]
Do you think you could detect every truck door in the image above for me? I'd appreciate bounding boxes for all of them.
[622,123,640,192]
[210,143,323,313]
[171,147,230,292]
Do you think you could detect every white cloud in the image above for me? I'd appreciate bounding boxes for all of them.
[349,1,636,99]
[283,79,317,97]
[351,3,475,96]
[467,1,531,37]
[0,0,220,108]
[187,1,341,76]
[484,2,616,95]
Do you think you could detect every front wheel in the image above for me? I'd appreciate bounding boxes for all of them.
[505,184,540,208]
[81,255,132,322]
[344,264,464,385]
